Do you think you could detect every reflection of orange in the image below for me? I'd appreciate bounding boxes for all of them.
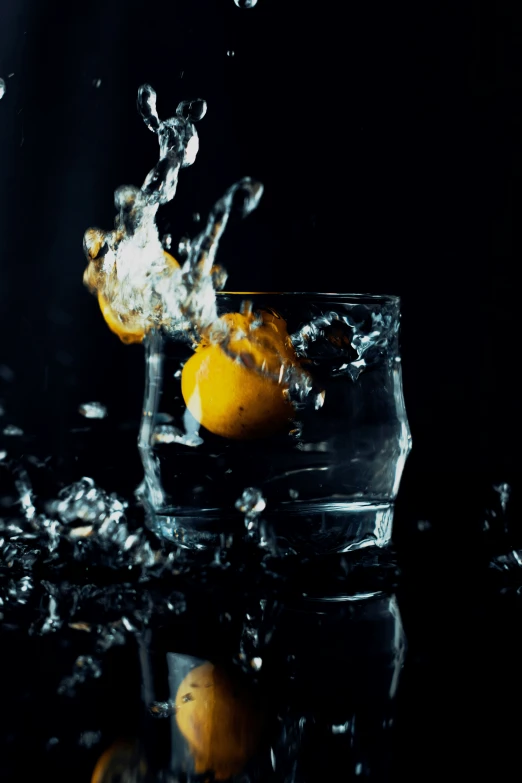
[98,251,179,344]
[91,741,146,783]
[175,661,262,780]
[181,309,298,439]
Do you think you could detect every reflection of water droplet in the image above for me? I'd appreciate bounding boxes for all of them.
[78,402,108,419]
[227,50,235,57]
[234,0,258,7]
[3,425,23,437]
[0,78,6,100]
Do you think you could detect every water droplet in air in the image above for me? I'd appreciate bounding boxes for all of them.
[235,487,266,517]
[177,236,191,259]
[289,488,299,499]
[162,233,172,250]
[227,50,235,57]
[92,79,102,88]
[0,450,6,460]
[78,730,102,748]
[250,656,263,671]
[0,78,6,99]
[3,425,23,436]
[192,212,201,223]
[78,402,108,419]
[234,0,258,7]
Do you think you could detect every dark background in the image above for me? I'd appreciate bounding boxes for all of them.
[1,0,519,492]
[1,1,521,779]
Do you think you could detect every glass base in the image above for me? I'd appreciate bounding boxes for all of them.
[145,500,394,556]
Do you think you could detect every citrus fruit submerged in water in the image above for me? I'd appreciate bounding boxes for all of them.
[181,309,298,439]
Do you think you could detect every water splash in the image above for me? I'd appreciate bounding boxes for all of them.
[83,84,208,342]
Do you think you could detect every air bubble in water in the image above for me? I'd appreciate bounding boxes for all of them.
[78,402,108,419]
[234,0,258,7]
[0,78,6,99]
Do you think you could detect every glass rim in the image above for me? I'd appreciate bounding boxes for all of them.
[218,291,400,304]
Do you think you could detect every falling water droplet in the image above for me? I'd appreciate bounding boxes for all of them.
[234,0,258,7]
[0,78,6,100]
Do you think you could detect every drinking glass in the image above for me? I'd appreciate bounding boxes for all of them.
[139,293,411,555]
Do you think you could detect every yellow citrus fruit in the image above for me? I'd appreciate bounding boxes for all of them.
[181,309,298,439]
[91,741,146,783]
[98,251,179,344]
[175,661,262,780]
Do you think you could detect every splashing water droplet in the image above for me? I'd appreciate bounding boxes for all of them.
[3,425,23,437]
[177,236,191,259]
[78,402,108,419]
[152,424,202,447]
[235,487,266,517]
[0,78,6,100]
[234,0,258,7]
[78,730,102,748]
[149,701,176,718]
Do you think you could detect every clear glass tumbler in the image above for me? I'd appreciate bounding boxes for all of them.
[139,293,411,555]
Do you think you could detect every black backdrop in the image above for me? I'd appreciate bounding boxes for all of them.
[0,0,519,522]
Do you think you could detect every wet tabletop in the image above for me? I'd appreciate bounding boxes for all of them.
[0,409,521,781]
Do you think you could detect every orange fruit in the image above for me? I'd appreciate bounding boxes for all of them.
[181,308,298,439]
[175,661,262,780]
[91,741,146,782]
[97,251,179,344]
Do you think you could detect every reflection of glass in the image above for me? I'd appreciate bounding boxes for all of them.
[138,591,406,781]
[140,293,411,555]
